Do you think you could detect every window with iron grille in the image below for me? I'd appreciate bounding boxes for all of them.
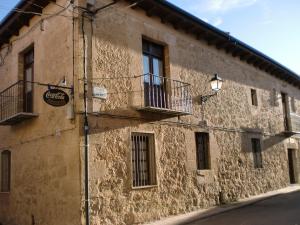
[1,150,11,192]
[195,132,210,170]
[131,133,156,187]
[251,89,258,106]
[251,138,263,168]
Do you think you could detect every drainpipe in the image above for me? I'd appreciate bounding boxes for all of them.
[82,12,90,225]
[80,2,119,224]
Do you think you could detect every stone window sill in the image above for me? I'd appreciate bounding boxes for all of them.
[196,169,212,176]
[132,185,158,190]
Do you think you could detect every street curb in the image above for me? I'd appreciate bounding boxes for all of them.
[181,193,282,225]
[144,185,300,225]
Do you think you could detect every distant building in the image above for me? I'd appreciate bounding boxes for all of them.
[0,0,299,224]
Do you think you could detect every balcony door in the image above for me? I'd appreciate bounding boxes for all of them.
[142,39,166,108]
[24,49,34,113]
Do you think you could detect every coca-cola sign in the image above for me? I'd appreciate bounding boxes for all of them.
[43,89,69,107]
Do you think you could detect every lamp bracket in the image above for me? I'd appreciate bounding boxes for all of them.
[200,92,218,104]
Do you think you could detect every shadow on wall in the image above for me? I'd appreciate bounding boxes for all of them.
[91,13,300,101]
[240,127,290,152]
[85,108,179,135]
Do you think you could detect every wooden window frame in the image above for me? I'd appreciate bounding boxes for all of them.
[1,150,11,193]
[131,132,157,188]
[195,132,210,170]
[23,47,34,113]
[251,138,263,169]
[142,38,169,108]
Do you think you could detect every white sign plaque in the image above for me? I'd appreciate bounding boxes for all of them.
[93,86,108,99]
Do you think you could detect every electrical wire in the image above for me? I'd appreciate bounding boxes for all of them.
[0,2,74,18]
[93,0,145,16]
[85,112,287,137]
[0,44,11,66]
[0,126,76,151]
[0,2,74,66]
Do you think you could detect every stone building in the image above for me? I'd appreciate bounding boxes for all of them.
[0,0,300,225]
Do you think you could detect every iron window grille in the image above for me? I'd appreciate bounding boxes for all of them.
[131,133,156,187]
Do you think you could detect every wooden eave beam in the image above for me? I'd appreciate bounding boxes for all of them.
[206,35,219,45]
[225,45,237,54]
[195,31,207,40]
[240,53,251,61]
[145,6,158,17]
[246,56,257,64]
[253,60,264,67]
[216,41,229,49]
[232,49,243,57]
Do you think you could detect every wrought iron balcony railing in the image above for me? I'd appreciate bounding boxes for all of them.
[138,74,192,115]
[0,80,38,125]
[286,113,300,134]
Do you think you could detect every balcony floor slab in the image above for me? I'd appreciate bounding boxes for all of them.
[0,112,38,125]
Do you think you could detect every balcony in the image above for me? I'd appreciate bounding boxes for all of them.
[0,80,38,125]
[137,74,192,115]
[286,113,300,135]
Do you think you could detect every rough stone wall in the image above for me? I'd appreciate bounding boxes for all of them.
[84,1,300,225]
[0,1,82,225]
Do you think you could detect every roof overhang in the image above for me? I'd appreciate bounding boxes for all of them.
[125,0,300,88]
[0,0,55,47]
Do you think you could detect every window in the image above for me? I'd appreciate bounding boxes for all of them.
[251,138,263,168]
[291,97,296,113]
[281,93,289,131]
[142,39,166,108]
[251,89,258,106]
[23,48,34,113]
[131,133,156,187]
[1,150,11,192]
[195,133,210,170]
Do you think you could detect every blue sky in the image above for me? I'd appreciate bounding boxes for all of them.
[0,0,299,74]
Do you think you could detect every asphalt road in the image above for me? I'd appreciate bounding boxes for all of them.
[187,191,300,225]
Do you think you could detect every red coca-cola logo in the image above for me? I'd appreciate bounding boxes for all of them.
[43,89,69,107]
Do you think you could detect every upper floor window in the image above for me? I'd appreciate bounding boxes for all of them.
[251,138,263,168]
[251,89,258,106]
[131,132,156,187]
[142,39,166,108]
[23,48,34,113]
[1,150,11,192]
[290,97,296,113]
[195,132,210,170]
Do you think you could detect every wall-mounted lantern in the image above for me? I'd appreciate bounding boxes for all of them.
[200,73,223,104]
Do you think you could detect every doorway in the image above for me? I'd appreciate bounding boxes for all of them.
[287,149,296,184]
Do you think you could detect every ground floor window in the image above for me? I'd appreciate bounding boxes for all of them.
[1,150,11,192]
[131,133,156,187]
[195,132,210,170]
[251,138,263,168]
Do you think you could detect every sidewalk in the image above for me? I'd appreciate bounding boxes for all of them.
[144,185,300,225]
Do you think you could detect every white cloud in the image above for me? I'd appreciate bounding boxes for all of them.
[201,17,210,23]
[212,17,223,26]
[196,0,258,12]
